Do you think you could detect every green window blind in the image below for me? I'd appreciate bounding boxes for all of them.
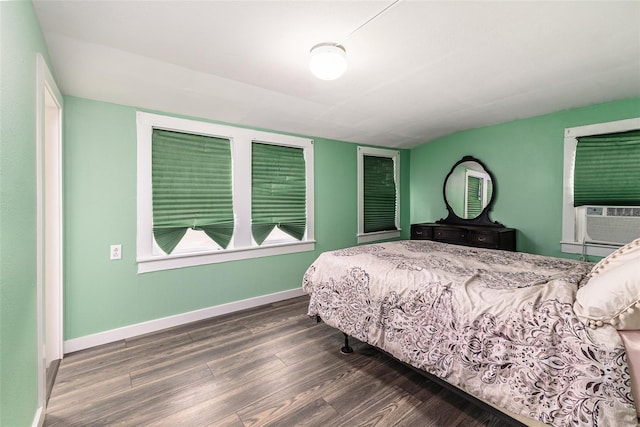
[251,142,306,245]
[574,130,640,207]
[466,175,482,218]
[364,155,397,233]
[152,129,234,254]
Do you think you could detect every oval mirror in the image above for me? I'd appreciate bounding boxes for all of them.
[444,160,493,219]
[438,156,503,227]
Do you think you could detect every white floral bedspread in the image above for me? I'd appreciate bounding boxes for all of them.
[302,240,637,426]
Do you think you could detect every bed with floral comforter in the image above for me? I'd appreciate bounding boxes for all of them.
[302,240,637,426]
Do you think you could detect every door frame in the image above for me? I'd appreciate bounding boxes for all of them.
[35,53,63,426]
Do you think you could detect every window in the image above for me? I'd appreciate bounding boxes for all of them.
[562,117,640,257]
[251,142,307,245]
[465,170,491,219]
[357,146,400,244]
[151,129,233,255]
[137,112,314,273]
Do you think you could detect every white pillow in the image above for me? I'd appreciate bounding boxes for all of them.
[575,257,640,330]
[588,237,640,278]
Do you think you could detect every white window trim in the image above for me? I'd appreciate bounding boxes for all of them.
[137,112,314,273]
[357,146,401,244]
[561,117,640,257]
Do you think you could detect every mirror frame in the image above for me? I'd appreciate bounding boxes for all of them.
[437,155,504,227]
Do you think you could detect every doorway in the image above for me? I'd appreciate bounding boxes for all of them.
[36,53,63,420]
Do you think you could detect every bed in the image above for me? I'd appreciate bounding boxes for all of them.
[302,238,640,427]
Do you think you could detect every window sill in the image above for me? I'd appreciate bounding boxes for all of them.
[560,240,617,258]
[137,240,316,273]
[357,230,401,244]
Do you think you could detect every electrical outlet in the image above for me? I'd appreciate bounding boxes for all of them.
[110,244,122,260]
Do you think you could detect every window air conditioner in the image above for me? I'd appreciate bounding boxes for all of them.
[585,207,640,246]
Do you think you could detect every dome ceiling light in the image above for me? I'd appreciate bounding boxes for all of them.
[309,43,347,80]
[308,0,401,81]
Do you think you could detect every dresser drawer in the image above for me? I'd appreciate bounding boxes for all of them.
[411,224,433,240]
[410,223,516,251]
[433,227,468,244]
[469,231,499,247]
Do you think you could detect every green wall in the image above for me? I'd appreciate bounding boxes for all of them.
[410,98,640,258]
[0,2,53,425]
[63,96,410,340]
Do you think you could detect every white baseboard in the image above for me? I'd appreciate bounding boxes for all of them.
[64,288,306,354]
[32,406,44,427]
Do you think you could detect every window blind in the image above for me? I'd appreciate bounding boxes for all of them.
[466,175,482,218]
[574,130,640,207]
[152,129,234,254]
[251,142,306,245]
[363,155,397,233]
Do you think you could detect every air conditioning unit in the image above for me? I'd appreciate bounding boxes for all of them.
[585,206,640,245]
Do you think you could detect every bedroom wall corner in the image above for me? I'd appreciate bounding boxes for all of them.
[400,149,411,240]
[409,97,640,259]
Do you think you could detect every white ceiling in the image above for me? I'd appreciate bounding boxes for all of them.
[33,1,640,149]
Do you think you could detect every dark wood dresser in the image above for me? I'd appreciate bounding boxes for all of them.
[411,223,516,251]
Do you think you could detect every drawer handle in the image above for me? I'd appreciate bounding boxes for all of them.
[415,231,423,235]
[477,236,486,242]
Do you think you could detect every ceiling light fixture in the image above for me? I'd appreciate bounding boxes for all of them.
[309,0,401,81]
[309,43,347,80]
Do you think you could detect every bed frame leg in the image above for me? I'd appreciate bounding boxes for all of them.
[341,333,353,354]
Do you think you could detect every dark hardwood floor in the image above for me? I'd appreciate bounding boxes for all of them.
[45,296,510,426]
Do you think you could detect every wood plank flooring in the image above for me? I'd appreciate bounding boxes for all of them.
[45,296,510,426]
